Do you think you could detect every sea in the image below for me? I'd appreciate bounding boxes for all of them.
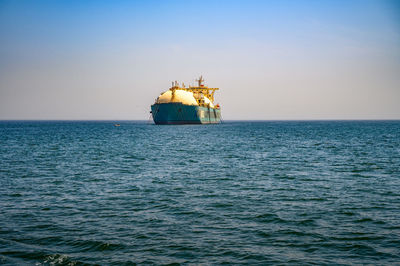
[0,121,399,265]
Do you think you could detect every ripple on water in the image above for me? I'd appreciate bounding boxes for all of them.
[0,121,399,264]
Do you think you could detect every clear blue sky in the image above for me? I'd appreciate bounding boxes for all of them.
[0,0,399,119]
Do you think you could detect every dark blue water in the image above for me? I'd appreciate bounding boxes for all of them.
[1,121,399,265]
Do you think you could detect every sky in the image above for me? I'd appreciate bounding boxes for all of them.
[0,0,399,120]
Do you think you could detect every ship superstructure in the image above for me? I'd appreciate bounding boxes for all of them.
[151,76,221,124]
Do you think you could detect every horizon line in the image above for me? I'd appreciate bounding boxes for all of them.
[1,119,399,122]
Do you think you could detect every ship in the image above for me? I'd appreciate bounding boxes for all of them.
[150,76,221,125]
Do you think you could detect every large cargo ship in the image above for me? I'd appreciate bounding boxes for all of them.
[151,76,221,124]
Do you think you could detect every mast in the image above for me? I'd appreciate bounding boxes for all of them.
[196,75,204,87]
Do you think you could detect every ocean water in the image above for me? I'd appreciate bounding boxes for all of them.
[0,121,399,265]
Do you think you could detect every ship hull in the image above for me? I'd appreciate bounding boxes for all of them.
[151,103,221,125]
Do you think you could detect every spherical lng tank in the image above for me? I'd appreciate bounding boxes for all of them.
[156,90,198,106]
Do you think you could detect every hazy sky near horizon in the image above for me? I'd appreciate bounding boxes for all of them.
[0,0,399,120]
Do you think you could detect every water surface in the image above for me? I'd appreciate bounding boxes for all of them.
[0,121,399,264]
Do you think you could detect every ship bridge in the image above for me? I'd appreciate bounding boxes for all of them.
[169,76,219,106]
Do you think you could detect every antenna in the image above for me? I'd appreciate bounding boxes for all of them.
[196,75,204,86]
